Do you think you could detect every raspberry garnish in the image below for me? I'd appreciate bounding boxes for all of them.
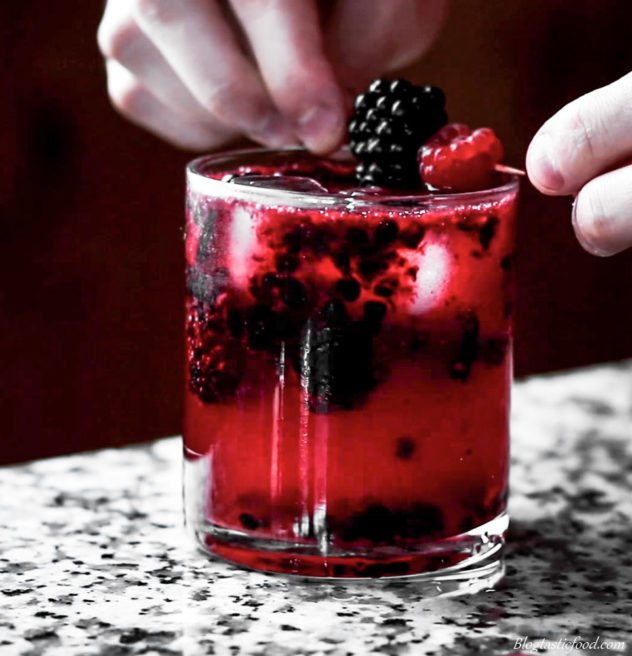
[418,123,504,192]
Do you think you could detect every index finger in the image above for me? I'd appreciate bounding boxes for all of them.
[229,0,347,154]
[131,0,295,146]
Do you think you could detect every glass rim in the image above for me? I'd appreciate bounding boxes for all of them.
[186,146,520,209]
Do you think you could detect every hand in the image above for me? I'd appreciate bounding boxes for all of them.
[97,0,448,154]
[526,71,632,256]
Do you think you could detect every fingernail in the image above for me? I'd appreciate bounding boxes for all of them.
[255,112,298,148]
[572,198,614,256]
[527,131,565,193]
[296,104,344,154]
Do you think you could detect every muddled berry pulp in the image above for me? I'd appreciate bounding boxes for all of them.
[184,152,518,577]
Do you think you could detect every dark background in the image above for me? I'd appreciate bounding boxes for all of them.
[2,1,631,464]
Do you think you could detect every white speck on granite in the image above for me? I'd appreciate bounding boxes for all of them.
[1,361,631,655]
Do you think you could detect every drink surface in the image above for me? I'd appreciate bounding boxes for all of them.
[184,150,518,577]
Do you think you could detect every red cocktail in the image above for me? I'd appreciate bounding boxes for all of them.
[184,148,518,580]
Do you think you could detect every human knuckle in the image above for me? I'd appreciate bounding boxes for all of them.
[202,83,253,118]
[97,17,137,62]
[232,0,278,16]
[109,76,145,116]
[278,67,312,94]
[276,67,327,109]
[132,0,179,25]
[569,104,599,161]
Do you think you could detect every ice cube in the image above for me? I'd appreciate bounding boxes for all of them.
[228,205,257,288]
[231,174,328,193]
[409,242,450,314]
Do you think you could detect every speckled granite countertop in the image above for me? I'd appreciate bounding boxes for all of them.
[1,362,632,656]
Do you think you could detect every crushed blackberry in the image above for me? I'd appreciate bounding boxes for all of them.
[395,436,416,459]
[449,312,480,381]
[349,78,447,188]
[281,221,333,256]
[226,308,244,339]
[322,298,348,324]
[275,253,299,273]
[238,513,261,530]
[374,283,394,298]
[399,503,444,538]
[334,502,444,544]
[373,220,399,245]
[298,301,376,413]
[307,224,333,255]
[357,254,385,281]
[282,225,306,254]
[363,300,387,332]
[336,277,361,302]
[186,299,244,402]
[246,304,278,351]
[332,249,351,274]
[357,504,398,542]
[271,308,294,340]
[279,276,306,310]
[399,224,425,249]
[249,273,276,303]
[479,216,499,250]
[346,227,370,248]
[479,338,507,366]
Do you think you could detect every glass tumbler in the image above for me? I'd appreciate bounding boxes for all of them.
[183,148,519,582]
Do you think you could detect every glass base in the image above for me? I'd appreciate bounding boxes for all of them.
[188,510,507,589]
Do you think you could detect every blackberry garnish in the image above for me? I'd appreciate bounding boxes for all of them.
[349,78,447,188]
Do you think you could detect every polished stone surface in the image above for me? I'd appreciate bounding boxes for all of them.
[1,362,631,655]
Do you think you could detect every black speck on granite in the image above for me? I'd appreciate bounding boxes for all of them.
[0,361,631,655]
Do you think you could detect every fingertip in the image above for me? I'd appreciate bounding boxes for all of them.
[526,131,565,195]
[251,111,299,148]
[572,192,620,257]
[295,101,347,154]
